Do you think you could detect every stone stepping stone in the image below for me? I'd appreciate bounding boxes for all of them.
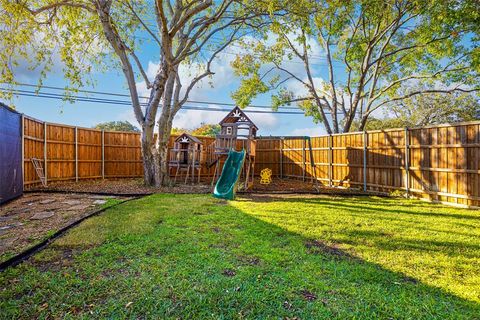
[93,200,107,205]
[0,222,23,232]
[40,199,56,204]
[30,212,55,220]
[62,200,82,205]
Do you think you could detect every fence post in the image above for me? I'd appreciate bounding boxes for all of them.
[404,127,410,198]
[44,122,48,186]
[328,134,333,187]
[302,138,306,181]
[102,130,105,179]
[75,127,78,182]
[279,137,283,178]
[21,115,24,186]
[363,131,368,192]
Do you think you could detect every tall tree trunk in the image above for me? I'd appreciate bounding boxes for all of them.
[157,117,174,185]
[155,71,176,186]
[156,113,173,186]
[358,114,369,131]
[140,123,161,186]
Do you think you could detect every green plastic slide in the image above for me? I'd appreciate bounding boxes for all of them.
[213,149,246,200]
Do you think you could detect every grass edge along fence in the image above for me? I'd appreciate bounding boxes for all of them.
[21,113,480,208]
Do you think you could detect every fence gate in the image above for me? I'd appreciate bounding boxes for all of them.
[0,103,23,204]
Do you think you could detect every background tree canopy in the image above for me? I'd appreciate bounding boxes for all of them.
[231,0,480,133]
[171,123,221,137]
[94,121,140,132]
[0,0,265,186]
[1,0,479,186]
[355,82,480,130]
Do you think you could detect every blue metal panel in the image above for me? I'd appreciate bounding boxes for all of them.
[0,103,23,204]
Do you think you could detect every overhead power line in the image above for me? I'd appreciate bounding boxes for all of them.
[1,82,302,110]
[0,88,309,115]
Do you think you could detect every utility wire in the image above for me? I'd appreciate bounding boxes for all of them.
[1,82,302,110]
[0,88,310,115]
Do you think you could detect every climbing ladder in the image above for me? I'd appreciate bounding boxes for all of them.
[31,158,47,187]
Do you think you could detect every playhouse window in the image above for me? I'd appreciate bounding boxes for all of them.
[226,127,232,135]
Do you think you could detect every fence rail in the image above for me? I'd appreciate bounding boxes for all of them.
[21,115,480,207]
[255,121,480,208]
[22,116,216,186]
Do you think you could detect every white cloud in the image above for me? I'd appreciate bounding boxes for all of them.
[118,104,279,132]
[117,109,142,128]
[289,126,325,137]
[247,111,278,130]
[136,46,240,103]
[173,105,225,129]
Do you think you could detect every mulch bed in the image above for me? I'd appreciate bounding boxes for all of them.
[0,193,130,264]
[28,179,212,195]
[29,177,382,197]
[247,177,382,196]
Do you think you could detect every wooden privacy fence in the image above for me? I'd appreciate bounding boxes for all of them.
[21,114,480,207]
[255,121,480,207]
[22,115,216,187]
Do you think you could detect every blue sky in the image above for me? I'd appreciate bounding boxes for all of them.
[8,32,342,137]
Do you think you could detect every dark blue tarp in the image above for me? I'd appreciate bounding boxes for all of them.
[0,103,23,204]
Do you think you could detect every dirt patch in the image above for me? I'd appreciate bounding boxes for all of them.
[401,275,418,284]
[298,289,317,301]
[243,177,386,197]
[30,247,82,272]
[222,269,236,277]
[305,240,354,260]
[0,193,129,264]
[249,178,318,193]
[237,255,261,266]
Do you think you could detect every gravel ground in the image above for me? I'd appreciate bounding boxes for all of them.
[0,193,130,264]
[28,177,376,196]
[29,179,213,195]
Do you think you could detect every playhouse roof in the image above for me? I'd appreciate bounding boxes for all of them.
[219,107,258,130]
[174,133,202,144]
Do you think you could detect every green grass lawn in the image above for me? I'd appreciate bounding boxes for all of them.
[1,194,479,319]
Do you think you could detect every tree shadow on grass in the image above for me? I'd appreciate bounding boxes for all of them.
[289,196,480,221]
[1,194,479,319]
[225,199,480,318]
[238,195,480,256]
